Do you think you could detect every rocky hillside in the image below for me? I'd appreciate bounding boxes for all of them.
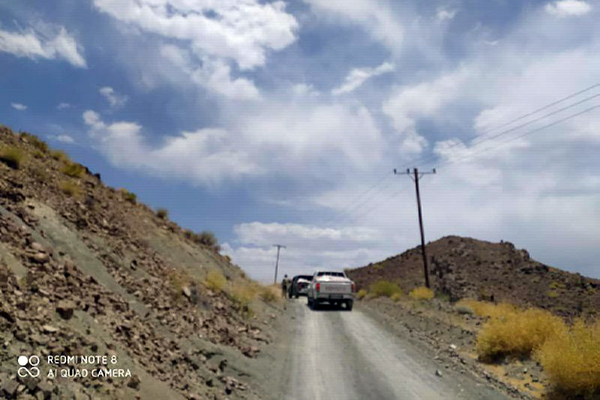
[347,236,600,319]
[0,125,277,399]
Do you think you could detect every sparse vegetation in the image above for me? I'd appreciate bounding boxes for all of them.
[369,280,402,298]
[59,181,83,198]
[0,146,25,169]
[51,150,69,163]
[458,299,519,320]
[156,208,169,220]
[357,289,368,300]
[259,285,281,303]
[196,231,218,248]
[166,268,194,298]
[409,287,435,301]
[536,320,600,396]
[61,162,85,178]
[20,132,49,153]
[391,292,402,302]
[30,166,50,182]
[476,306,565,361]
[119,188,137,203]
[204,270,227,292]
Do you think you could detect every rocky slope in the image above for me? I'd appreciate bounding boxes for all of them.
[347,236,600,319]
[0,125,278,399]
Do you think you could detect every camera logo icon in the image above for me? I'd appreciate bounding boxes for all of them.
[18,355,40,378]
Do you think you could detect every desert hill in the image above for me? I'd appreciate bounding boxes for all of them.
[0,125,275,399]
[347,235,599,319]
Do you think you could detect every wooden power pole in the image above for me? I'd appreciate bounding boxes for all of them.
[394,167,436,288]
[273,244,286,284]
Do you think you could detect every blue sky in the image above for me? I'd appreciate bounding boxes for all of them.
[1,0,599,282]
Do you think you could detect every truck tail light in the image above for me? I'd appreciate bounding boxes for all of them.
[351,283,355,293]
[316,283,320,292]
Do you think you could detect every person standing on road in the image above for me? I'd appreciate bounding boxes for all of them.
[281,275,291,299]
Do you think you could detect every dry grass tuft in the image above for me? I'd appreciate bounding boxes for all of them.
[51,150,69,163]
[459,299,519,320]
[259,285,281,303]
[476,307,565,361]
[369,280,402,298]
[61,162,85,178]
[0,146,25,169]
[59,181,83,198]
[391,292,402,302]
[204,270,227,292]
[119,188,137,203]
[536,320,600,396]
[20,133,49,153]
[409,286,434,301]
[357,289,368,300]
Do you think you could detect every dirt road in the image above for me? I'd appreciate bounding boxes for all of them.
[260,298,510,400]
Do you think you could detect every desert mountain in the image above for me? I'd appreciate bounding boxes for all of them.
[347,235,599,319]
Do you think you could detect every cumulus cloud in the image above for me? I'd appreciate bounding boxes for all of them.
[223,222,388,282]
[93,0,298,70]
[303,0,403,52]
[100,87,128,108]
[83,110,261,186]
[332,62,394,95]
[11,103,27,111]
[545,0,592,17]
[0,26,86,67]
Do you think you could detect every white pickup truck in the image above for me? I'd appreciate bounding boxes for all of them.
[307,271,355,311]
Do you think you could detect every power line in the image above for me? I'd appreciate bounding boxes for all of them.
[395,83,600,171]
[436,104,600,169]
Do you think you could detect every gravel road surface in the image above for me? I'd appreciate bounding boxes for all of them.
[273,298,510,400]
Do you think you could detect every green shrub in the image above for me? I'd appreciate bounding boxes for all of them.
[156,208,169,220]
[0,146,25,169]
[119,189,137,203]
[61,162,85,178]
[369,280,402,298]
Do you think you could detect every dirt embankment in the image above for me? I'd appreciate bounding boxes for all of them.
[0,126,282,399]
[347,236,600,319]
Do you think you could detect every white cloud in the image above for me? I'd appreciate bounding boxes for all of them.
[55,134,75,144]
[223,222,389,282]
[83,110,261,186]
[0,26,86,68]
[545,0,592,17]
[436,8,457,21]
[303,0,403,52]
[292,83,320,97]
[99,87,128,108]
[11,103,27,111]
[332,62,395,95]
[57,102,71,110]
[93,0,298,71]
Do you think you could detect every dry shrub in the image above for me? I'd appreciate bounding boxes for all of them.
[476,307,566,361]
[51,150,69,163]
[59,181,82,198]
[21,133,49,153]
[391,292,402,302]
[156,208,169,220]
[229,283,260,308]
[119,188,137,203]
[536,320,600,396]
[204,270,226,292]
[166,268,193,297]
[459,299,519,320]
[409,287,434,301]
[357,289,368,300]
[61,162,85,178]
[0,146,25,169]
[259,285,281,303]
[369,280,402,298]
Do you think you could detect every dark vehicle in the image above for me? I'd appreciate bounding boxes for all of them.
[289,275,313,298]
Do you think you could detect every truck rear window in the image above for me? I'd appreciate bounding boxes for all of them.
[316,272,345,277]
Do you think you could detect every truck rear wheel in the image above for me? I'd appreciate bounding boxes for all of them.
[346,300,353,311]
[312,299,319,310]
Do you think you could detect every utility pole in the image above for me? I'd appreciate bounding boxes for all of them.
[273,244,286,285]
[394,167,436,288]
